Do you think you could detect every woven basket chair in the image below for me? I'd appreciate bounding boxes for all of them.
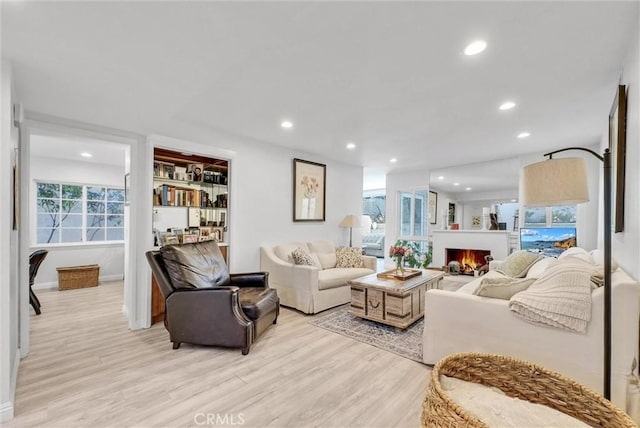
[422,352,636,428]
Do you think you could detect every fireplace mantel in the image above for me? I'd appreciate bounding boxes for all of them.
[431,230,511,268]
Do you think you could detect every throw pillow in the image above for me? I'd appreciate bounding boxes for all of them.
[496,250,543,278]
[291,247,321,268]
[558,247,593,263]
[159,240,230,289]
[474,277,536,300]
[335,247,365,268]
[589,249,620,272]
[525,257,556,279]
[315,252,337,269]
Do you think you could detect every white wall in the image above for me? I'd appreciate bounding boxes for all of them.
[28,156,125,288]
[609,15,640,279]
[238,148,363,271]
[0,60,20,421]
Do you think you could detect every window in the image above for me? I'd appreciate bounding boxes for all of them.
[523,205,576,228]
[396,189,431,266]
[36,182,125,244]
[398,189,428,239]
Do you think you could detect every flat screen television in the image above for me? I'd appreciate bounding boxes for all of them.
[520,227,577,257]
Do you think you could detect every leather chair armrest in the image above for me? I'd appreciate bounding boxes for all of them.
[167,286,249,324]
[229,272,269,288]
[165,286,253,348]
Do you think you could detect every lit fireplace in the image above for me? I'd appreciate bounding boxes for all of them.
[446,248,491,275]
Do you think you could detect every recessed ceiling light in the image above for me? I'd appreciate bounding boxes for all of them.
[453,182,460,186]
[464,40,487,56]
[437,176,444,180]
[346,142,356,150]
[511,199,517,202]
[390,158,397,163]
[517,132,530,139]
[465,187,472,191]
[80,152,93,158]
[281,120,293,129]
[499,101,516,111]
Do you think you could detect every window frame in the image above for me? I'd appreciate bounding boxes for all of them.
[34,180,125,246]
[522,205,577,228]
[397,188,429,241]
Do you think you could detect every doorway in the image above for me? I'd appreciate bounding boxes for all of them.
[18,116,142,357]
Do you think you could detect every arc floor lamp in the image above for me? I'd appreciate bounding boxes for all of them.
[521,147,612,399]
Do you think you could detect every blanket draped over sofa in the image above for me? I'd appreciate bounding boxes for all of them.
[509,258,596,333]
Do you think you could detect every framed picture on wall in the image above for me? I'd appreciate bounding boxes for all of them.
[448,202,456,225]
[293,158,326,222]
[428,191,437,224]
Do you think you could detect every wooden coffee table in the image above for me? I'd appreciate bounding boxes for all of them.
[348,269,445,329]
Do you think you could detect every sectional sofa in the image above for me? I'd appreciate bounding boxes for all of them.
[423,249,640,410]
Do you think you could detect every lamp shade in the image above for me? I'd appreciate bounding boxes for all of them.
[521,158,589,207]
[339,214,361,228]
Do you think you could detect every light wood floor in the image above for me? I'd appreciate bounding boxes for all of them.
[7,281,431,427]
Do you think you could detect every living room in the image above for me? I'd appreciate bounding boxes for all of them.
[1,1,639,426]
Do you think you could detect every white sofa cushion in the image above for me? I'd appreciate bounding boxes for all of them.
[273,242,308,263]
[526,257,556,279]
[316,253,337,269]
[318,267,373,290]
[308,240,338,268]
[559,247,593,263]
[307,239,336,254]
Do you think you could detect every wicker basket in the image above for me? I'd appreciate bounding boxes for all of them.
[57,264,100,291]
[422,352,636,428]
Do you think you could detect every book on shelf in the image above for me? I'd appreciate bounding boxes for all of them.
[153,184,212,208]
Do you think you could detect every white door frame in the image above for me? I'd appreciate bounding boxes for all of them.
[19,113,147,357]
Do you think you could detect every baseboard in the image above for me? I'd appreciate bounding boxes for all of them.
[0,401,13,422]
[0,348,20,422]
[100,274,124,282]
[33,274,124,290]
[32,281,58,291]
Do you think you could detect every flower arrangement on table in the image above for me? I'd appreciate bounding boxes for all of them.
[389,244,414,275]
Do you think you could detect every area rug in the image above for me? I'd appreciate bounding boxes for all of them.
[309,306,424,363]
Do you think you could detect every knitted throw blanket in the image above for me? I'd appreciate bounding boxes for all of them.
[509,258,596,333]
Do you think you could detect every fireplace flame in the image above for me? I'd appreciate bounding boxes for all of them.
[446,248,491,275]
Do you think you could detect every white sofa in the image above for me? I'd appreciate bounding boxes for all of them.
[260,240,376,314]
[423,254,640,410]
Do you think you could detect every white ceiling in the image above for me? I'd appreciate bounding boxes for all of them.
[30,132,127,168]
[2,1,637,181]
[430,157,521,201]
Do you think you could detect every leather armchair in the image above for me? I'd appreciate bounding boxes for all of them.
[146,240,279,355]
